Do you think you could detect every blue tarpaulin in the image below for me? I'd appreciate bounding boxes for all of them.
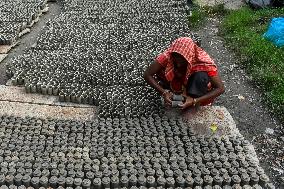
[263,17,284,47]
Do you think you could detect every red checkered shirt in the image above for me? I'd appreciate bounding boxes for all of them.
[155,37,217,92]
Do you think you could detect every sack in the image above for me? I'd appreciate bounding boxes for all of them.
[263,17,284,47]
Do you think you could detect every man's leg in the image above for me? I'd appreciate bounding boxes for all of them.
[186,72,214,106]
[186,72,209,98]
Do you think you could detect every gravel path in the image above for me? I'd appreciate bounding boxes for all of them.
[0,2,61,85]
[195,16,284,186]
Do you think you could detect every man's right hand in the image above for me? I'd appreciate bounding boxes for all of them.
[163,90,173,106]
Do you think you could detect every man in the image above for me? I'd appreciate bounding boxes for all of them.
[144,37,225,109]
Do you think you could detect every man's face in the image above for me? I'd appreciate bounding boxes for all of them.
[172,52,188,78]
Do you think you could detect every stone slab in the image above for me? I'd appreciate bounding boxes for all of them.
[0,54,7,63]
[0,45,13,54]
[0,100,95,121]
[0,85,96,120]
[0,85,92,108]
[182,106,239,137]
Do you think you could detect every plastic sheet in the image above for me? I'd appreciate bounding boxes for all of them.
[263,17,284,47]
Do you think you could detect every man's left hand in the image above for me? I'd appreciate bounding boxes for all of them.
[178,96,194,110]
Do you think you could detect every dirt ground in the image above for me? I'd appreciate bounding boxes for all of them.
[195,16,284,187]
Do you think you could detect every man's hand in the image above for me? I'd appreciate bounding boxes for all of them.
[163,91,173,106]
[178,96,194,109]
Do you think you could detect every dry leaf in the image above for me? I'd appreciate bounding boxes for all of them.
[210,123,218,133]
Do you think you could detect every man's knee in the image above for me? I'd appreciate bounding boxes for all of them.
[186,71,209,98]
